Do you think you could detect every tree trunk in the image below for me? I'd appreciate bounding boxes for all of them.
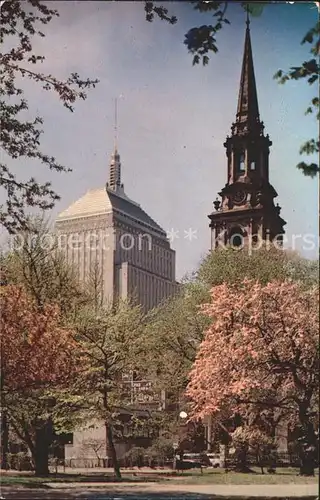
[298,408,315,477]
[102,365,121,479]
[298,427,315,477]
[222,444,229,471]
[1,410,9,470]
[106,421,121,479]
[234,445,251,472]
[33,424,51,476]
[257,453,264,474]
[299,457,315,476]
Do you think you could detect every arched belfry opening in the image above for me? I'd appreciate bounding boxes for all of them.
[229,226,245,248]
[239,151,245,173]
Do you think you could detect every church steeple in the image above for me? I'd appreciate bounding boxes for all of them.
[208,15,286,249]
[224,16,270,184]
[234,12,261,136]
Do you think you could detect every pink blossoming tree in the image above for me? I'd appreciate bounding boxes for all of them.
[187,279,319,476]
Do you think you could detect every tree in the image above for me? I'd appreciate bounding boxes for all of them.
[0,285,78,391]
[187,279,319,476]
[145,281,210,403]
[144,247,318,460]
[0,219,88,475]
[85,259,105,313]
[144,1,319,177]
[68,300,146,479]
[231,426,276,474]
[274,20,319,178]
[2,217,87,314]
[0,0,98,234]
[124,447,146,468]
[0,284,80,475]
[1,220,153,478]
[145,246,318,401]
[197,245,319,289]
[145,437,175,467]
[80,438,105,467]
[248,429,276,475]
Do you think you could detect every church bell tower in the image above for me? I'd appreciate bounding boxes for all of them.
[209,16,286,249]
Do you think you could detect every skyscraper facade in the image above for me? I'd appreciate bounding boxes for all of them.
[55,148,176,311]
[55,141,177,464]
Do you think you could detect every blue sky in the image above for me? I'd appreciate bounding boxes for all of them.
[2,1,319,278]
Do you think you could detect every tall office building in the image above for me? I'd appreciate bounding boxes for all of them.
[55,148,176,311]
[55,140,177,463]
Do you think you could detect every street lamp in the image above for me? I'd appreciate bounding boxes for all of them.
[172,411,188,469]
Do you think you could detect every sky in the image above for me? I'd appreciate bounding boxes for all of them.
[1,1,319,279]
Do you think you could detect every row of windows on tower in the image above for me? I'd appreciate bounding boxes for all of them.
[130,269,174,311]
[118,234,173,279]
[110,172,121,184]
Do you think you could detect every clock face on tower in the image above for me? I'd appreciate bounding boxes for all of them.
[233,190,247,205]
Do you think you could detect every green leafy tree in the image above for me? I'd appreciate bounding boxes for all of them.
[0,0,98,233]
[5,391,62,476]
[123,446,146,468]
[197,245,319,289]
[68,300,146,479]
[2,217,86,313]
[147,437,175,461]
[144,281,210,409]
[274,21,319,178]
[145,1,319,177]
[231,426,276,474]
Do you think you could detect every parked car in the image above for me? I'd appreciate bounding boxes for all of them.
[174,453,210,469]
[206,453,222,468]
[175,458,202,470]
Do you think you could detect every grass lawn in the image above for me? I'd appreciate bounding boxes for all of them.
[1,467,318,488]
[168,467,319,484]
[0,473,162,488]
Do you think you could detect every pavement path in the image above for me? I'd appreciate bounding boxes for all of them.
[46,481,319,497]
[1,484,319,500]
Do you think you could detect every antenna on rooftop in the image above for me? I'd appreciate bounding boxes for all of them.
[114,97,118,151]
[114,94,124,151]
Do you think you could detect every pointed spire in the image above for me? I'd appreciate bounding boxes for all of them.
[107,97,124,193]
[246,8,250,29]
[234,13,260,134]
